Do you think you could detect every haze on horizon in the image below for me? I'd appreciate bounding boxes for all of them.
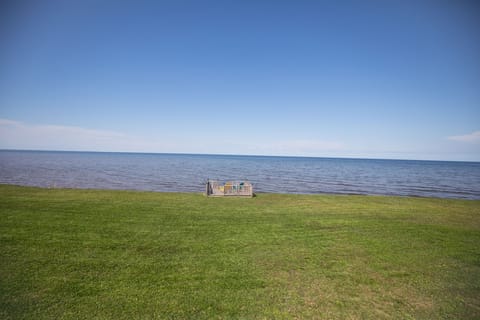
[1,1,479,161]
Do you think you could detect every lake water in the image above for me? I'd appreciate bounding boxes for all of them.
[0,150,479,199]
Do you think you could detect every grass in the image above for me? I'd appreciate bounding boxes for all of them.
[0,184,479,319]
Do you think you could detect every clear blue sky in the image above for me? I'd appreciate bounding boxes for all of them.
[1,0,479,161]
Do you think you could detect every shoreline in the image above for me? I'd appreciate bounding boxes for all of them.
[2,183,479,202]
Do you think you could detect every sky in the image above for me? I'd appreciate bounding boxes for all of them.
[0,0,479,161]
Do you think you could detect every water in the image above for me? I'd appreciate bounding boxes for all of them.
[0,150,479,199]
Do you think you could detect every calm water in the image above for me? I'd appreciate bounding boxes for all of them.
[0,150,479,199]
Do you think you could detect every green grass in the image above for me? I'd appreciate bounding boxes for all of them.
[0,185,479,319]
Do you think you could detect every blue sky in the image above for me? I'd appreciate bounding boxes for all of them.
[1,0,479,161]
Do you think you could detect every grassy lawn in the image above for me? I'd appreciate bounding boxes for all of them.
[0,184,479,319]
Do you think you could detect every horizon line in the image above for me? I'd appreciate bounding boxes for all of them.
[1,148,479,164]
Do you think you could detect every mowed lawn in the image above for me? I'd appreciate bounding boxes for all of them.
[0,185,479,319]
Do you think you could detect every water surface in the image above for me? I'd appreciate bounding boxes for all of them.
[1,150,479,199]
